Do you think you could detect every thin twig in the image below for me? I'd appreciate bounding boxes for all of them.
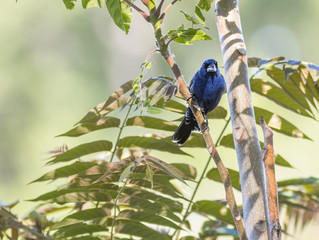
[159,0,178,20]
[260,116,282,240]
[154,0,165,17]
[123,0,149,20]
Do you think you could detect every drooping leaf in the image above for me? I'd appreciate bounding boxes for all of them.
[247,57,262,67]
[118,209,182,229]
[278,177,319,188]
[31,162,97,183]
[195,5,205,24]
[63,0,77,9]
[77,80,133,125]
[125,116,178,132]
[219,134,293,168]
[53,223,108,239]
[181,11,201,25]
[206,106,228,119]
[82,0,103,8]
[250,78,313,118]
[118,136,191,156]
[115,219,171,240]
[168,26,212,45]
[257,56,285,66]
[171,163,197,180]
[197,0,214,11]
[29,189,114,203]
[207,168,241,191]
[192,200,234,225]
[254,107,311,140]
[144,155,190,184]
[266,66,313,114]
[59,117,120,137]
[53,208,109,229]
[106,0,132,34]
[49,140,113,164]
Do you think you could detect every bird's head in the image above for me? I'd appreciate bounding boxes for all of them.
[200,59,218,77]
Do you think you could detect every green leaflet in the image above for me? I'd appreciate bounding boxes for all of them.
[251,78,313,118]
[77,80,133,125]
[115,219,171,240]
[168,26,212,45]
[82,0,103,8]
[106,0,132,34]
[197,0,214,11]
[49,140,113,164]
[207,168,241,191]
[31,162,97,183]
[118,136,191,156]
[192,200,234,225]
[219,134,293,168]
[59,116,121,137]
[125,116,178,131]
[63,0,77,9]
[254,106,311,140]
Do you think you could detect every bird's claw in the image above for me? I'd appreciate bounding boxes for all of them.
[201,122,209,133]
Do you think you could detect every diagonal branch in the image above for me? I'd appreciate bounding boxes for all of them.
[160,43,247,240]
[159,0,178,20]
[123,0,149,20]
[260,116,282,240]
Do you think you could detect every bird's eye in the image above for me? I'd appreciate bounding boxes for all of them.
[204,63,209,68]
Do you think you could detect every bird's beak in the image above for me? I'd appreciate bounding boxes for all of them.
[207,63,216,73]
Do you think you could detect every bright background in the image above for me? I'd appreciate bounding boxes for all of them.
[1,0,319,239]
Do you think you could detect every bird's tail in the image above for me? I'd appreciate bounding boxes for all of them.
[172,110,198,145]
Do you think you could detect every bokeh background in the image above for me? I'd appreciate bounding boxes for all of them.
[1,0,319,238]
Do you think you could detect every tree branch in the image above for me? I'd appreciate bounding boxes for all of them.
[160,42,247,240]
[159,0,178,20]
[215,0,269,239]
[260,117,282,240]
[123,0,149,20]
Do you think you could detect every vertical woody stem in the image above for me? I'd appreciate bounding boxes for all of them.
[215,0,269,239]
[260,117,282,240]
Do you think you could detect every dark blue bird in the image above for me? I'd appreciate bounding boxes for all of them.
[172,59,225,145]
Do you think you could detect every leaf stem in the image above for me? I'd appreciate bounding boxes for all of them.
[109,98,135,163]
[110,177,130,239]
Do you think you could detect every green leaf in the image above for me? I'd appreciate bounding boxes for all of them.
[118,136,191,156]
[171,163,197,180]
[206,106,228,119]
[82,0,103,8]
[29,189,113,203]
[115,219,171,240]
[63,0,77,9]
[197,0,214,11]
[275,154,294,168]
[118,209,181,229]
[31,162,97,183]
[195,5,205,24]
[192,200,234,225]
[266,66,313,114]
[106,0,132,34]
[78,80,133,125]
[278,177,319,188]
[181,11,200,25]
[168,26,212,45]
[207,168,241,191]
[251,78,313,118]
[125,116,178,132]
[54,223,107,239]
[146,106,163,114]
[254,107,311,140]
[59,117,120,137]
[247,57,262,67]
[49,140,113,164]
[54,208,109,229]
[219,134,293,168]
